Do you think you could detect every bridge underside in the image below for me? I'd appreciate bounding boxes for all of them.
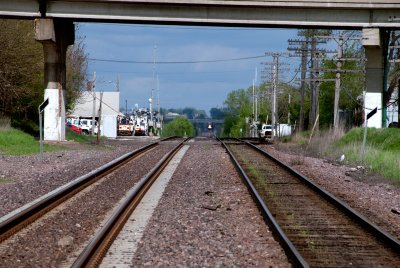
[2,1,400,28]
[1,1,399,139]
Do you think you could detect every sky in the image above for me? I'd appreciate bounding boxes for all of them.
[79,23,302,115]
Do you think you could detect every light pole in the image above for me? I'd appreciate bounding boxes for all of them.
[149,97,153,121]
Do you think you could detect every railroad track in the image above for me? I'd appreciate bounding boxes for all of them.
[0,136,188,267]
[72,137,189,267]
[220,138,400,267]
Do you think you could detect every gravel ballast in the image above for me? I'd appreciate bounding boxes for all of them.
[0,137,399,266]
[131,139,290,267]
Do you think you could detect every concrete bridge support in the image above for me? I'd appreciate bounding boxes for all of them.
[34,18,74,141]
[362,28,388,128]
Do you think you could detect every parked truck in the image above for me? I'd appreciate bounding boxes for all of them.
[259,123,292,139]
[79,119,98,135]
[117,116,134,136]
[66,117,98,135]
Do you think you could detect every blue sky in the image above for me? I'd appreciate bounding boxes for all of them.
[79,23,301,115]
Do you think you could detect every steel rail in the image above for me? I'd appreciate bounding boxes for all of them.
[72,137,190,268]
[0,139,171,242]
[217,137,309,268]
[241,139,400,252]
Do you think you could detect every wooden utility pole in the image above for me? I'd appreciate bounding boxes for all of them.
[289,33,323,132]
[333,35,343,131]
[97,91,103,144]
[310,35,319,132]
[288,39,306,130]
[299,41,308,131]
[317,33,363,132]
[91,72,96,135]
[261,52,289,139]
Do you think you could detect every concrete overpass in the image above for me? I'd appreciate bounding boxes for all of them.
[1,0,400,140]
[2,1,400,28]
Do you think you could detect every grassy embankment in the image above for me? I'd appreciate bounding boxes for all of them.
[0,128,64,155]
[291,127,400,183]
[0,127,98,156]
[332,128,400,182]
[0,122,102,184]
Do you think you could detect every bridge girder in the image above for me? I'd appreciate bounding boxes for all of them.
[1,1,400,28]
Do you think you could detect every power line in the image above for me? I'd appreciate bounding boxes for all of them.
[88,55,266,64]
[90,69,260,75]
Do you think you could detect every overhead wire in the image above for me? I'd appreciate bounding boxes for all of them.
[88,54,266,64]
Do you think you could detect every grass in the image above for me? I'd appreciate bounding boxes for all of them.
[0,126,107,156]
[283,127,400,183]
[330,127,400,182]
[65,128,102,143]
[0,128,64,155]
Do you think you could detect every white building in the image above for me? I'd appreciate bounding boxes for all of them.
[70,91,120,138]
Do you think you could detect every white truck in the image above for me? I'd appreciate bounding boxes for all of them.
[79,119,98,135]
[259,124,292,139]
[259,124,273,139]
[117,117,134,136]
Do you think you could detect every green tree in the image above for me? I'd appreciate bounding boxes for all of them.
[319,38,364,128]
[225,88,252,116]
[222,88,252,137]
[66,28,88,113]
[161,116,195,137]
[0,19,88,135]
[0,20,44,134]
[210,107,229,120]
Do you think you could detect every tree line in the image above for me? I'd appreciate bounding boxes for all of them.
[214,29,400,137]
[0,19,87,135]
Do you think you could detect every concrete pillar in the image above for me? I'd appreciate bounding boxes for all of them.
[362,28,386,128]
[35,18,74,140]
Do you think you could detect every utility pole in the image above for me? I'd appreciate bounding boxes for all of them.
[299,41,308,131]
[150,45,157,124]
[261,52,289,139]
[289,32,337,132]
[334,35,343,131]
[91,71,96,135]
[272,62,277,139]
[157,75,160,119]
[288,93,291,125]
[254,67,258,122]
[288,38,313,131]
[316,33,363,132]
[97,91,103,144]
[310,34,319,132]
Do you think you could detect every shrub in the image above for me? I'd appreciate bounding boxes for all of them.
[161,116,195,137]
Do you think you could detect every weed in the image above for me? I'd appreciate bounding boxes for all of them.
[289,155,305,166]
[0,178,15,184]
[0,117,11,131]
